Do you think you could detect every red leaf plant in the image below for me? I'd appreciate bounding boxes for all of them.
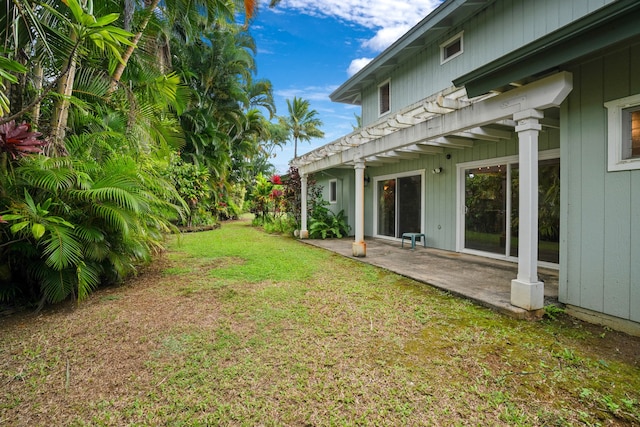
[270,174,282,185]
[270,188,283,199]
[0,121,47,159]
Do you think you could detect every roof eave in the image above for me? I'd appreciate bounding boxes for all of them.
[330,0,490,105]
[453,0,640,97]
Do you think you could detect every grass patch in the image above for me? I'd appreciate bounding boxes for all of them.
[1,219,639,426]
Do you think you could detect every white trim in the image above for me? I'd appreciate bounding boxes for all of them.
[378,79,391,117]
[372,169,426,240]
[440,31,464,64]
[456,149,560,264]
[605,93,640,171]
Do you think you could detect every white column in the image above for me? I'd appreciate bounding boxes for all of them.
[511,109,544,311]
[352,159,366,257]
[299,173,309,239]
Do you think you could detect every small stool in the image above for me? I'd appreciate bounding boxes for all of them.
[401,233,426,249]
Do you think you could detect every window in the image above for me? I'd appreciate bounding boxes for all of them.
[329,179,337,203]
[378,80,390,116]
[440,32,463,64]
[605,93,640,171]
[624,107,640,157]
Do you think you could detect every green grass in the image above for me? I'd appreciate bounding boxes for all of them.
[1,219,639,426]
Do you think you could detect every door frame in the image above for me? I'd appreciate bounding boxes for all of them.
[372,169,426,241]
[456,149,560,268]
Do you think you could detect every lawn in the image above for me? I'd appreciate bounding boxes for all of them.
[1,219,639,426]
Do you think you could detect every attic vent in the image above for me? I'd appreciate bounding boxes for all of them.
[441,31,464,64]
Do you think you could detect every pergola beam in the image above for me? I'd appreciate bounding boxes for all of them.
[296,72,572,175]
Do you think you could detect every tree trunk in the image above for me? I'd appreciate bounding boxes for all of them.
[31,64,44,129]
[108,0,161,94]
[49,35,78,156]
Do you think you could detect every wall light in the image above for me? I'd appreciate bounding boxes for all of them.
[432,167,443,174]
[364,175,371,186]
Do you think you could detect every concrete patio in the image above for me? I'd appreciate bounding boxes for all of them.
[301,237,559,319]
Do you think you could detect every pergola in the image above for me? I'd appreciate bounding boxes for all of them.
[291,71,573,312]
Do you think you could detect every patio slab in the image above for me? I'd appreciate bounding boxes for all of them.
[300,237,559,319]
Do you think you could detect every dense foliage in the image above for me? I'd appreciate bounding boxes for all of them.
[0,0,320,307]
[251,166,347,240]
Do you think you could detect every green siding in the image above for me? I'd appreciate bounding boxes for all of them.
[580,58,605,313]
[561,42,640,322]
[360,0,613,127]
[632,173,640,323]
[314,170,354,233]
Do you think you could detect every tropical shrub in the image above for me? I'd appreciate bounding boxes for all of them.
[0,121,48,159]
[282,166,322,230]
[308,200,350,239]
[262,214,298,235]
[0,0,276,309]
[0,155,184,308]
[250,173,284,221]
[216,183,245,221]
[165,155,213,227]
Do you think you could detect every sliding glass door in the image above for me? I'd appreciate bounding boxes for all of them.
[462,156,560,264]
[464,165,507,255]
[376,174,422,238]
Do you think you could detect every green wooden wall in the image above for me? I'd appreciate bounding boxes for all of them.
[360,0,615,127]
[560,40,640,322]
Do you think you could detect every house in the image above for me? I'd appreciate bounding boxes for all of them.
[291,0,640,335]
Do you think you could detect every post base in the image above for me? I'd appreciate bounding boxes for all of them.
[510,279,544,311]
[299,230,309,239]
[352,241,366,257]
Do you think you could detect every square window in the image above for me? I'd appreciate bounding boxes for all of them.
[605,94,640,171]
[440,31,464,64]
[379,81,390,116]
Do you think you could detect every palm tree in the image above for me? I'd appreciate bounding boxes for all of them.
[110,0,259,93]
[282,97,324,158]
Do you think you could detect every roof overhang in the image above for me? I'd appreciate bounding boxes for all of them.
[453,0,640,97]
[330,0,493,105]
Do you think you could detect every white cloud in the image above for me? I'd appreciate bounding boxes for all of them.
[347,57,373,76]
[275,85,338,102]
[266,0,441,52]
[362,24,412,51]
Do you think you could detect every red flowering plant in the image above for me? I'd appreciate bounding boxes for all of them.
[0,121,48,159]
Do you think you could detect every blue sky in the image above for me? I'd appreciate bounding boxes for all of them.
[249,0,442,173]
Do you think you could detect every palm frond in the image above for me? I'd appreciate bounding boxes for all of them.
[76,260,101,301]
[72,67,111,101]
[90,203,132,235]
[41,223,83,271]
[73,174,142,211]
[17,156,79,192]
[31,263,76,303]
